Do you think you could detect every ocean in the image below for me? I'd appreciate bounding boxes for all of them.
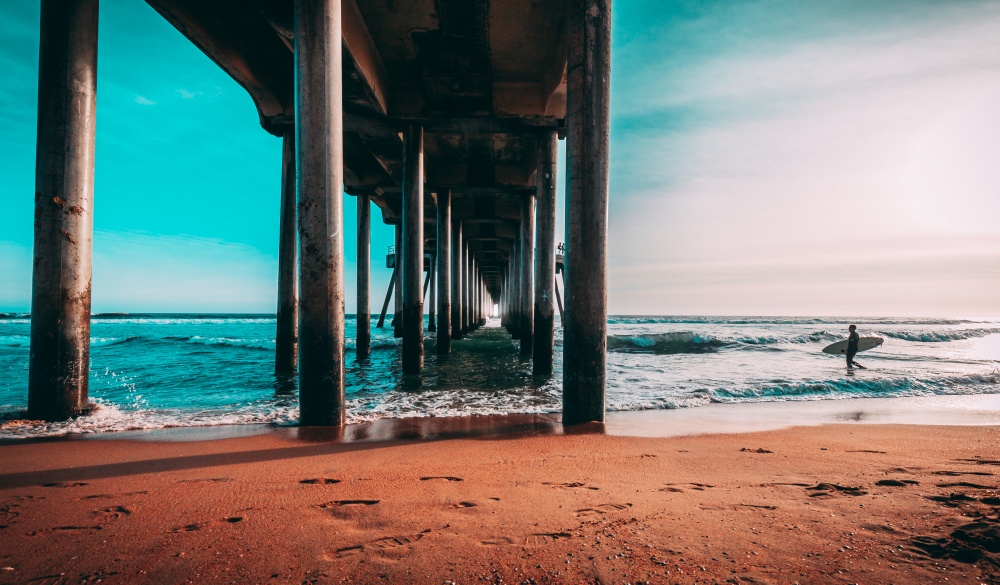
[1,314,998,438]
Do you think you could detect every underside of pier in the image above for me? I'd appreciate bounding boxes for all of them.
[29,0,610,426]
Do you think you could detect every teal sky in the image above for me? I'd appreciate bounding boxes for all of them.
[2,1,999,317]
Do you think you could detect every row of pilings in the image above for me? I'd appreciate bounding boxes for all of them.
[25,0,609,427]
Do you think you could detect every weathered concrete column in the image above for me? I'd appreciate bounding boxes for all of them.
[28,0,99,421]
[451,221,463,340]
[356,192,371,358]
[467,246,474,331]
[563,0,611,425]
[509,235,521,338]
[461,240,470,333]
[436,191,452,352]
[473,261,480,327]
[276,130,299,374]
[533,130,558,374]
[428,252,436,333]
[393,223,402,338]
[295,0,346,426]
[401,125,424,374]
[519,193,536,353]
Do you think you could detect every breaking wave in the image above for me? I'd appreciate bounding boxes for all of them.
[711,372,1000,402]
[879,329,1000,343]
[607,332,726,354]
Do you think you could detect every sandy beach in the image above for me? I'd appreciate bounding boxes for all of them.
[1,406,999,585]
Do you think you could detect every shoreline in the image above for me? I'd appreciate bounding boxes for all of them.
[3,392,998,445]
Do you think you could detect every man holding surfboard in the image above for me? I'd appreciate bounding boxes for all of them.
[821,327,882,367]
[846,324,864,369]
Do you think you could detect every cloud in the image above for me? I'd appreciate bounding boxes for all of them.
[176,88,199,99]
[134,95,156,106]
[606,0,1000,316]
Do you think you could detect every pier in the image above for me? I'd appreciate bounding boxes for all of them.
[26,0,611,426]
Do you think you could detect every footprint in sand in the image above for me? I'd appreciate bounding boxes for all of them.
[575,503,632,518]
[178,477,233,484]
[936,481,997,489]
[452,501,477,509]
[524,532,572,546]
[300,478,341,485]
[327,531,430,559]
[543,481,600,491]
[79,490,148,500]
[932,470,994,477]
[660,483,714,493]
[480,536,515,546]
[420,476,463,482]
[319,500,380,508]
[955,458,1000,466]
[93,506,131,523]
[875,479,920,487]
[0,504,21,527]
[28,525,103,536]
[167,516,244,533]
[806,483,868,497]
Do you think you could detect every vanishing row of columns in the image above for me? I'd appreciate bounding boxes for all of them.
[27,0,610,427]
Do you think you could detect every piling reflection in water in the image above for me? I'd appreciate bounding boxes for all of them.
[290,413,568,444]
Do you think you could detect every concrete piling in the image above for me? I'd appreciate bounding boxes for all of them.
[276,130,299,374]
[28,0,99,421]
[509,236,521,338]
[462,240,470,334]
[428,252,436,333]
[295,0,346,426]
[356,192,371,358]
[563,0,612,425]
[519,193,535,354]
[533,130,558,375]
[401,124,424,374]
[393,223,402,338]
[452,221,463,340]
[437,190,452,352]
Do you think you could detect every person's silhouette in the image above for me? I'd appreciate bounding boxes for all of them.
[846,324,864,369]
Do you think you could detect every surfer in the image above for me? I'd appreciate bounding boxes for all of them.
[846,325,864,369]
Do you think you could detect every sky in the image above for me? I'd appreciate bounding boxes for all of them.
[2,0,999,317]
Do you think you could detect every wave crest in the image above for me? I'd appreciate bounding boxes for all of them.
[608,332,725,354]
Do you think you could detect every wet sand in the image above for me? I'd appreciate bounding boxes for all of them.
[1,414,999,584]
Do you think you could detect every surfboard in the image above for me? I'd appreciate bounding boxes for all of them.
[822,336,883,355]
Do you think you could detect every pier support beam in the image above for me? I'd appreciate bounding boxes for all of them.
[276,130,299,374]
[462,240,470,333]
[452,222,463,340]
[401,125,424,374]
[393,223,402,338]
[563,0,612,425]
[428,252,436,333]
[28,0,99,421]
[533,130,558,374]
[436,191,452,352]
[296,0,346,426]
[509,236,521,338]
[356,192,370,358]
[519,193,535,354]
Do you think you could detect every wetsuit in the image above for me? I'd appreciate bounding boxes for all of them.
[846,331,860,367]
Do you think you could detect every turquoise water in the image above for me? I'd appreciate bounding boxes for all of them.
[1,314,998,437]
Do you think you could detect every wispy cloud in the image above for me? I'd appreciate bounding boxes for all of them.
[176,88,199,99]
[607,0,1000,316]
[134,95,156,106]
